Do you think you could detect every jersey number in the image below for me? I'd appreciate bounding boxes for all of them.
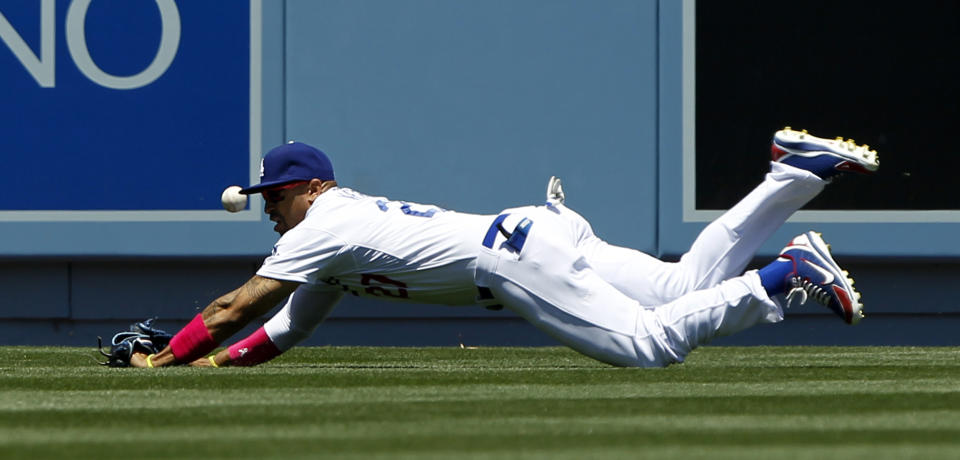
[361,274,409,299]
[376,200,438,218]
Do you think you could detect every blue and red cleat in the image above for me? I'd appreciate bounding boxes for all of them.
[772,127,880,179]
[778,231,864,325]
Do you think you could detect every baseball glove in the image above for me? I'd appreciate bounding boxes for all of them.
[97,318,174,367]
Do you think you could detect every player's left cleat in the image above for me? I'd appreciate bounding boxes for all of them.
[546,175,565,205]
[772,127,879,179]
[779,231,864,325]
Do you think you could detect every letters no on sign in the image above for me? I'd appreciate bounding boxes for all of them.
[0,0,180,89]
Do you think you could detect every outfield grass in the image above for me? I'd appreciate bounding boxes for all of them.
[1,346,959,459]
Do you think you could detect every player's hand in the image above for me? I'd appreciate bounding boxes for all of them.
[189,356,214,367]
[129,351,150,368]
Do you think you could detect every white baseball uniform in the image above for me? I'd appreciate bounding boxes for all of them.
[255,162,824,367]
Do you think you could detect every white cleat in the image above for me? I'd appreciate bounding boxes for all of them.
[780,231,864,325]
[772,126,879,179]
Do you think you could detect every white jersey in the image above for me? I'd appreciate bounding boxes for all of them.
[257,187,493,305]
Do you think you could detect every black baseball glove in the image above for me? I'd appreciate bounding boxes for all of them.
[97,318,174,367]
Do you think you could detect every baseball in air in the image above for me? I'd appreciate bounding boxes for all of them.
[221,185,247,212]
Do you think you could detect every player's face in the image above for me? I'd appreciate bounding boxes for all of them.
[262,182,311,235]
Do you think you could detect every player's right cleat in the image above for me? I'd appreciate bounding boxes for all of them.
[779,231,864,325]
[772,127,879,179]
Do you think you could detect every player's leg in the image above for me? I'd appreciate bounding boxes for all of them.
[476,214,782,367]
[554,161,822,308]
[576,128,879,305]
[477,215,862,366]
[660,161,824,291]
[670,128,879,289]
[546,204,678,307]
[644,231,864,363]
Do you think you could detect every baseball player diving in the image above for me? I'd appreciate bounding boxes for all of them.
[125,127,879,368]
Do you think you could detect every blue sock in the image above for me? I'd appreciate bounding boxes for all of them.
[757,258,795,297]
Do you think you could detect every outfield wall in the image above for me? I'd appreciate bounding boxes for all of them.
[1,1,957,347]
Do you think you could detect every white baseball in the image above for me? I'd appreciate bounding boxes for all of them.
[221,185,248,212]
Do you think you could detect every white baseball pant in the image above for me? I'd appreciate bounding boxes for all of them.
[474,163,825,367]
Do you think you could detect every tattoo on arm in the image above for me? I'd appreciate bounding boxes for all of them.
[203,287,241,320]
[243,276,279,304]
[201,276,299,340]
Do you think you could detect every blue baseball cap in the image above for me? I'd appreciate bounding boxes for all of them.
[240,141,335,195]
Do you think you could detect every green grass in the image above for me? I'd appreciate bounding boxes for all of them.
[2,346,960,459]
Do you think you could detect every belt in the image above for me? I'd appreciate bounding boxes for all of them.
[478,286,502,311]
[481,213,533,252]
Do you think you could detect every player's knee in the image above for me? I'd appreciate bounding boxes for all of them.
[585,334,683,368]
[632,314,690,367]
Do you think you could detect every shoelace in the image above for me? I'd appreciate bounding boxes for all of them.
[784,276,832,308]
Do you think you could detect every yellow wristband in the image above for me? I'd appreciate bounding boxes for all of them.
[208,356,219,368]
[145,354,155,368]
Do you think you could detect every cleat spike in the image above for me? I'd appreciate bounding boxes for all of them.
[774,129,879,178]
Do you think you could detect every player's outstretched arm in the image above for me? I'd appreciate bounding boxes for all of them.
[130,275,299,368]
[193,285,345,367]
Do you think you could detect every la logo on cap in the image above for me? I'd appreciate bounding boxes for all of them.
[240,141,335,195]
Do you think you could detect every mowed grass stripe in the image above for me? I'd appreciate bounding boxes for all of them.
[7,345,960,367]
[4,409,960,443]
[3,364,960,390]
[2,376,960,411]
[1,346,959,459]
[2,423,959,460]
[4,395,960,429]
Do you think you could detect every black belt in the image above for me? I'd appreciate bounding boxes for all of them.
[477,286,502,311]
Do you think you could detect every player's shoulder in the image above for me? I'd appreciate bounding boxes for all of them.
[306,187,368,215]
[328,187,366,200]
[319,187,386,208]
[289,187,378,241]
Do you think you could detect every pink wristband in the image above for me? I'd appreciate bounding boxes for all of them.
[228,327,282,366]
[169,313,217,363]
